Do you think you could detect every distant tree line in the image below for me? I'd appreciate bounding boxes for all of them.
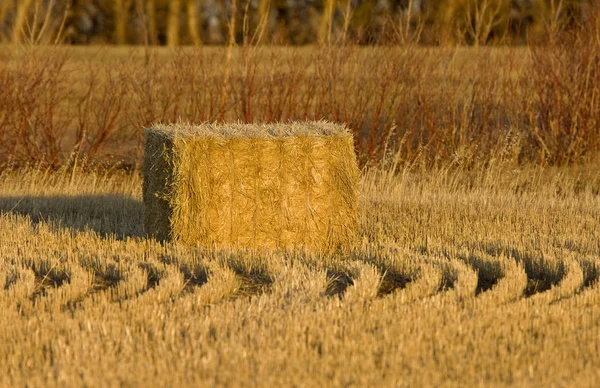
[0,0,597,45]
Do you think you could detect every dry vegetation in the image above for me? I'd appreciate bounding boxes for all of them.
[1,6,599,386]
[0,162,599,386]
[0,10,599,169]
[0,42,598,169]
[0,0,595,46]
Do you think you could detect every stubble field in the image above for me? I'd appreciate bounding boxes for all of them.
[0,162,599,386]
[1,38,600,386]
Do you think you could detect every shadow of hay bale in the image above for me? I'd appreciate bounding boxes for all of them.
[0,195,143,239]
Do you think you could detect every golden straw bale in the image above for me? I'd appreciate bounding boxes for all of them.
[143,121,359,251]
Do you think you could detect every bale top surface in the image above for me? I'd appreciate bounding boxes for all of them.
[149,121,351,139]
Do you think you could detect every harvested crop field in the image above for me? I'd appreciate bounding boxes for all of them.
[1,163,599,386]
[1,20,600,384]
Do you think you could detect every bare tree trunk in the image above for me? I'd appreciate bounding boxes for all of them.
[187,0,202,46]
[257,0,270,42]
[219,0,237,120]
[114,0,127,44]
[146,0,157,45]
[0,1,11,42]
[168,0,182,47]
[0,1,12,29]
[12,0,34,43]
[319,0,335,45]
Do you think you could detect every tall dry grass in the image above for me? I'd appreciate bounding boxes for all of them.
[0,2,599,169]
[1,26,599,170]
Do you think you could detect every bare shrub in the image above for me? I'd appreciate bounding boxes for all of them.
[525,31,600,164]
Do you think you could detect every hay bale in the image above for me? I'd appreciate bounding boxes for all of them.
[143,121,359,251]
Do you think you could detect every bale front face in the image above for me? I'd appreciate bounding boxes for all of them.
[143,122,359,251]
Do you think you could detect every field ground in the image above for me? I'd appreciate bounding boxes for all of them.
[1,164,599,386]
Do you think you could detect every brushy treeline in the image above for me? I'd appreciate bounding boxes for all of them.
[1,22,599,170]
[0,0,597,45]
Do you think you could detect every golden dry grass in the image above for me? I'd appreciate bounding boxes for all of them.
[0,162,599,386]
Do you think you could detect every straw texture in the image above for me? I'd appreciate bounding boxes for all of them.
[143,121,359,251]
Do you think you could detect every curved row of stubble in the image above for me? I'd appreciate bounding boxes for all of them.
[0,212,597,319]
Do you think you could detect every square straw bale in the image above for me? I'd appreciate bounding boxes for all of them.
[143,121,359,251]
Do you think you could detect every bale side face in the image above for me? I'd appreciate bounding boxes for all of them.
[144,122,359,251]
[143,130,175,241]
